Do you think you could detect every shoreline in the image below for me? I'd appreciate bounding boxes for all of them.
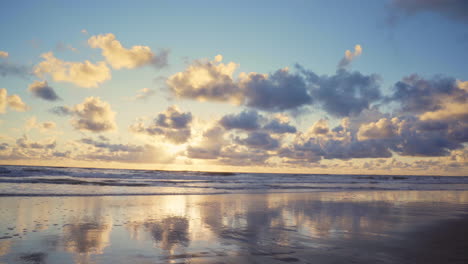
[1,163,463,177]
[1,189,468,197]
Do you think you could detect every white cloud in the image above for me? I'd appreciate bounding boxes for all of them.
[419,100,468,121]
[0,89,6,113]
[338,44,362,68]
[33,52,111,88]
[7,95,28,112]
[58,97,116,132]
[0,88,29,113]
[357,118,400,141]
[88,33,156,69]
[167,54,241,102]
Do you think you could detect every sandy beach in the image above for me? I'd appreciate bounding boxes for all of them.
[0,191,467,264]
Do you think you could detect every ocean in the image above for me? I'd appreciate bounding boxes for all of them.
[1,165,468,263]
[1,165,467,196]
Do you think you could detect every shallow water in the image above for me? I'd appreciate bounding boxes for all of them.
[1,191,467,263]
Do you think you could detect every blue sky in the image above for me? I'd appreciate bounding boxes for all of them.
[0,0,467,175]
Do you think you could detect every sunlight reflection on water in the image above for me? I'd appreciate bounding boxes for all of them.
[0,191,467,263]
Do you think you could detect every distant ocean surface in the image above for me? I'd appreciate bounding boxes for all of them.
[0,165,467,196]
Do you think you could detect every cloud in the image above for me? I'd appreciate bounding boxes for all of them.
[388,76,468,147]
[310,119,330,135]
[52,150,71,158]
[413,79,468,121]
[78,137,173,163]
[33,52,111,88]
[167,55,241,102]
[263,118,296,134]
[219,110,297,135]
[278,146,322,163]
[187,110,298,162]
[41,122,56,130]
[241,68,313,111]
[134,88,156,101]
[55,42,77,53]
[357,118,400,141]
[389,75,466,114]
[54,97,116,132]
[338,44,362,69]
[88,33,167,69]
[388,0,468,24]
[25,116,57,132]
[458,80,468,91]
[130,105,192,144]
[28,80,61,101]
[324,139,393,159]
[0,89,8,113]
[307,68,382,117]
[151,49,169,69]
[167,55,381,115]
[289,135,392,161]
[0,88,29,113]
[279,116,397,162]
[389,116,465,157]
[154,105,192,129]
[419,100,468,121]
[167,55,314,111]
[187,126,225,159]
[79,137,144,152]
[0,61,30,78]
[16,135,56,149]
[218,145,271,166]
[0,142,8,150]
[219,110,262,131]
[0,51,8,58]
[199,82,465,166]
[0,135,62,161]
[354,113,466,157]
[7,95,28,112]
[49,106,73,116]
[235,131,279,150]
[71,97,116,132]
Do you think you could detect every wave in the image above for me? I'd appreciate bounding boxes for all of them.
[0,165,467,197]
[0,178,150,187]
[0,192,230,197]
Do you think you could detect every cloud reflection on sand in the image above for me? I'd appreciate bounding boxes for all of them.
[0,191,467,263]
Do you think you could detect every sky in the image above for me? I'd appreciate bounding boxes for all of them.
[0,0,467,175]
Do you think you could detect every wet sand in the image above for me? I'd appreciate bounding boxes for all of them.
[0,191,467,263]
